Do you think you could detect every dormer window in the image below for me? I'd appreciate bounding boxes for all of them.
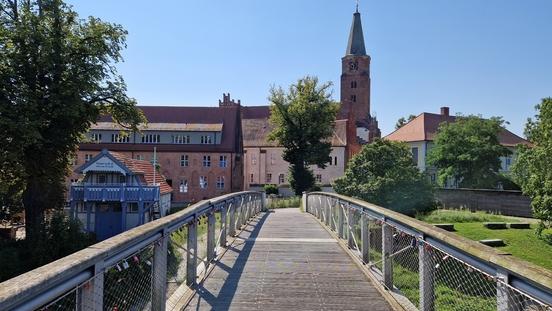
[142,134,160,143]
[173,135,190,144]
[111,133,130,143]
[200,135,212,144]
[90,133,102,143]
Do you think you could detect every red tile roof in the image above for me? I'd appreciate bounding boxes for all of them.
[110,151,173,194]
[385,112,530,147]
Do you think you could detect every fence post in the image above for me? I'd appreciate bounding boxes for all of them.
[220,205,227,247]
[497,269,513,311]
[186,219,198,286]
[207,211,216,264]
[302,192,308,213]
[325,198,331,226]
[152,233,169,311]
[382,223,394,289]
[419,240,435,311]
[330,199,336,231]
[338,202,345,239]
[348,204,355,249]
[79,264,104,310]
[361,213,370,264]
[229,200,236,236]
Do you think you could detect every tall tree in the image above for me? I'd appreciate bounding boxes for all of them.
[0,0,145,240]
[268,76,339,195]
[334,140,434,215]
[427,116,511,189]
[512,98,552,230]
[395,114,416,130]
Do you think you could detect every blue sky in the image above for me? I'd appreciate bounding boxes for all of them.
[66,0,552,137]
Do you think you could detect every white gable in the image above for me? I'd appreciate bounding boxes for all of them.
[83,155,126,174]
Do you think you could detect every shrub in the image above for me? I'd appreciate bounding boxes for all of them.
[263,184,279,195]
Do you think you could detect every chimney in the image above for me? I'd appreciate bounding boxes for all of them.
[440,107,450,117]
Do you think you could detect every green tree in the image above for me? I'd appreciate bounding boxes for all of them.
[427,116,511,189]
[0,0,145,240]
[334,140,434,215]
[268,76,339,195]
[395,114,416,130]
[512,98,552,230]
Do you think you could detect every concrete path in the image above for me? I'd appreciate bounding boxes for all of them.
[184,208,393,311]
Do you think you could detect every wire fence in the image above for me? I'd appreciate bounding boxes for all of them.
[2,192,264,311]
[307,193,552,311]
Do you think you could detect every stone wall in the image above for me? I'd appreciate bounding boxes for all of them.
[435,188,533,218]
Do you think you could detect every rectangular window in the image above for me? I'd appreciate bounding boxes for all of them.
[111,133,130,143]
[199,176,208,189]
[266,173,272,183]
[506,157,512,166]
[250,174,254,183]
[180,155,189,167]
[142,134,160,143]
[173,134,190,144]
[216,176,225,189]
[134,154,144,161]
[270,154,275,165]
[90,133,102,143]
[334,156,338,166]
[85,154,93,162]
[278,174,285,184]
[252,154,257,165]
[97,174,107,184]
[71,156,78,166]
[200,135,212,144]
[411,147,419,165]
[179,179,188,193]
[119,175,126,183]
[316,174,322,183]
[219,155,227,168]
[203,155,211,167]
[351,95,356,102]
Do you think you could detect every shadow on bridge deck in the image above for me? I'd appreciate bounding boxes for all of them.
[184,208,393,311]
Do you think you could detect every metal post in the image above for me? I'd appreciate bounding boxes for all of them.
[361,214,370,264]
[186,220,198,286]
[325,199,331,226]
[79,264,103,310]
[302,192,307,213]
[152,234,168,311]
[348,205,355,249]
[207,212,216,264]
[229,201,236,236]
[497,269,513,311]
[382,223,394,289]
[419,241,435,311]
[330,199,336,231]
[338,202,345,239]
[220,205,227,247]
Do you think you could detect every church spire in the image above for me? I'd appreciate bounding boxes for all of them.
[346,7,366,56]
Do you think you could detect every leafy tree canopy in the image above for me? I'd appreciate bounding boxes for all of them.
[512,98,552,229]
[395,114,417,130]
[334,140,434,215]
[427,115,511,189]
[268,76,339,195]
[0,0,145,239]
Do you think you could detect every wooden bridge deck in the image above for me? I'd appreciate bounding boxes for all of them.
[184,208,393,311]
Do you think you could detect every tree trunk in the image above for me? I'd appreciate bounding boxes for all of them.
[23,178,46,242]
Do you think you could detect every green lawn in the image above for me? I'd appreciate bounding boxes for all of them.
[418,209,552,271]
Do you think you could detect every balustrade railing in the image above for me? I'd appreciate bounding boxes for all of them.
[305,192,552,311]
[71,184,160,202]
[0,191,265,311]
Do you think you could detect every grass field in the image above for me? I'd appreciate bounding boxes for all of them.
[418,209,552,271]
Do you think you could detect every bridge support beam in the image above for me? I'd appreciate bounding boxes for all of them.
[361,214,370,264]
[382,223,394,289]
[207,212,216,265]
[419,241,435,311]
[220,205,227,247]
[79,264,103,310]
[497,269,514,311]
[186,220,198,286]
[338,202,345,239]
[229,201,236,236]
[152,233,168,311]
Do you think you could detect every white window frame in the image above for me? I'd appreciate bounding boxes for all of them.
[203,155,211,167]
[200,135,213,144]
[219,155,227,168]
[216,176,225,189]
[142,134,161,143]
[180,155,189,167]
[199,176,208,189]
[173,134,190,144]
[179,179,188,193]
[111,133,130,143]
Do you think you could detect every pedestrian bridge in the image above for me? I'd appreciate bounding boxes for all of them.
[1,191,551,310]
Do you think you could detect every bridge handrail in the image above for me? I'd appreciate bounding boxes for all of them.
[306,191,552,308]
[0,191,264,310]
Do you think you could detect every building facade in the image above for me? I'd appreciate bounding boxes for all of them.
[69,102,243,205]
[384,107,531,186]
[69,150,172,240]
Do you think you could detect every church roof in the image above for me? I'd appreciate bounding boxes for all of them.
[346,11,367,56]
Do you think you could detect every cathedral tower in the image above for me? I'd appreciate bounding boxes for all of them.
[340,6,381,143]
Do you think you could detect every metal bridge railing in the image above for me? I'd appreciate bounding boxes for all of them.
[0,191,265,311]
[305,192,552,311]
